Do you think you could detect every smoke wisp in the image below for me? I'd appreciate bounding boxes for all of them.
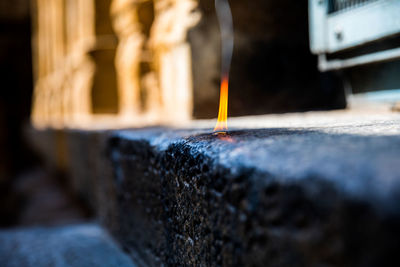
[215,0,234,79]
[213,0,233,132]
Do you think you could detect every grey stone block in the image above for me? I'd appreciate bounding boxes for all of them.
[102,122,400,266]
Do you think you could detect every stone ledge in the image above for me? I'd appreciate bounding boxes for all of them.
[103,119,400,266]
[30,112,400,266]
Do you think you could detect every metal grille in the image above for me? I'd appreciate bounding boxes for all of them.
[329,0,379,13]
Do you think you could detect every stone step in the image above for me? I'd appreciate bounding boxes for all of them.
[0,223,136,267]
[29,112,400,266]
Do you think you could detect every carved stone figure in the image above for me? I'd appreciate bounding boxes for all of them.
[111,0,150,120]
[149,0,200,122]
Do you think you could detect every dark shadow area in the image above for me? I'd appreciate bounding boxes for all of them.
[0,0,91,228]
[191,0,347,118]
[0,0,36,227]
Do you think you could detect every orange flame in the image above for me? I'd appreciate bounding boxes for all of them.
[214,76,229,132]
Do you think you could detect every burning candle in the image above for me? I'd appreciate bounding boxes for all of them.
[214,0,234,133]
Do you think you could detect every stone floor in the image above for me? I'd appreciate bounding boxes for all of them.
[0,164,135,266]
[0,223,136,267]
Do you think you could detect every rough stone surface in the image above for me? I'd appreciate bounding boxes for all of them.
[101,115,400,266]
[29,111,400,266]
[0,223,136,267]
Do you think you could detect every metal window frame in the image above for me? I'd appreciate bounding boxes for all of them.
[309,0,400,71]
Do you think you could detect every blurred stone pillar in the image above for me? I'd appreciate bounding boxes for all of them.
[31,0,94,127]
[111,0,150,121]
[67,0,95,123]
[31,0,119,128]
[32,0,205,128]
[149,0,200,123]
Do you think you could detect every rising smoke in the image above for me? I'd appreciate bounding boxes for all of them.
[215,0,234,79]
[213,0,233,132]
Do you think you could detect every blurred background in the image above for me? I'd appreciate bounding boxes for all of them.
[1,0,400,228]
[0,0,37,227]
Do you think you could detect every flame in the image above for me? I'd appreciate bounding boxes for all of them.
[214,76,229,132]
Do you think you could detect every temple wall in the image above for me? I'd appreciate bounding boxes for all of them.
[31,0,201,128]
[31,0,345,128]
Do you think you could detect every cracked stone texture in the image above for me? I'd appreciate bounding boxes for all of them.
[0,223,136,267]
[98,113,400,267]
